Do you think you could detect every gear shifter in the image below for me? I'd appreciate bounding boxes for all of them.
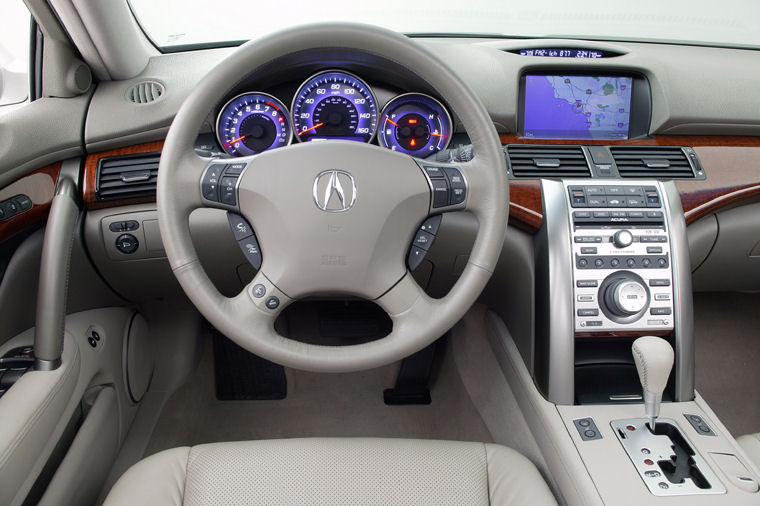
[632,336,674,431]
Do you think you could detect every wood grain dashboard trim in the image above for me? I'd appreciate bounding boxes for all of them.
[83,141,165,210]
[80,136,760,233]
[0,163,60,243]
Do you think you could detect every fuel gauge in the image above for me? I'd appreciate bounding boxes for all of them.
[378,93,452,157]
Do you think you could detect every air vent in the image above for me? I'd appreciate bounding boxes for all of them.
[126,81,165,104]
[506,145,591,178]
[610,147,698,179]
[96,153,160,201]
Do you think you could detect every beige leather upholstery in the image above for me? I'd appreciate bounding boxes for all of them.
[104,438,556,505]
[738,433,760,469]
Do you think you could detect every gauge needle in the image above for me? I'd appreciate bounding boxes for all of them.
[385,118,398,126]
[430,133,444,138]
[300,122,324,135]
[227,135,246,145]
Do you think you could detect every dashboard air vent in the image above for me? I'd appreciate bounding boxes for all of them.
[96,153,160,201]
[611,147,696,179]
[506,145,591,178]
[126,81,165,104]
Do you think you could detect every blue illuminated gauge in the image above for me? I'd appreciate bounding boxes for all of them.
[216,92,292,156]
[292,71,377,143]
[378,93,452,157]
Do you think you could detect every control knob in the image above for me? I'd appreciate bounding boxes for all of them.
[604,278,648,317]
[613,229,634,248]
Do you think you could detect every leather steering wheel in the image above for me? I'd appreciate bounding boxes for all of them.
[157,23,509,372]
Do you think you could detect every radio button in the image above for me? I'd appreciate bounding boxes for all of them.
[577,280,598,288]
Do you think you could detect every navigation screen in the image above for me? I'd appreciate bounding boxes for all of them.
[522,75,633,140]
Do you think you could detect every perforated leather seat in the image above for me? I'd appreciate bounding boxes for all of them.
[104,438,556,505]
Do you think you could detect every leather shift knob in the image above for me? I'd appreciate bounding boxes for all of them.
[632,336,674,429]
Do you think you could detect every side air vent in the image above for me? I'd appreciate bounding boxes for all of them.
[126,81,165,104]
[611,147,699,179]
[506,145,591,178]
[96,153,160,201]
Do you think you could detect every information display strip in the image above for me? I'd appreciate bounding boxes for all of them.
[523,75,633,140]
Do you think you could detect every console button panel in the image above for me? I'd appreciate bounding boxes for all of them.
[569,182,674,333]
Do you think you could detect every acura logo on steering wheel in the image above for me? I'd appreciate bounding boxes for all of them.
[313,170,357,212]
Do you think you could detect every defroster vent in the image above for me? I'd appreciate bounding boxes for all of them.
[96,153,160,201]
[506,145,591,178]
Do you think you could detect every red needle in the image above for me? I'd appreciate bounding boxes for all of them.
[385,118,398,126]
[299,122,324,135]
[430,133,444,138]
[227,135,246,145]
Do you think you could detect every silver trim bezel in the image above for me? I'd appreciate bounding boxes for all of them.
[377,92,453,157]
[290,69,379,144]
[215,92,293,157]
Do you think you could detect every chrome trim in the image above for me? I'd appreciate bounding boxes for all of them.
[313,170,357,213]
[536,179,575,405]
[215,92,293,157]
[290,69,378,144]
[377,92,453,156]
[661,180,696,401]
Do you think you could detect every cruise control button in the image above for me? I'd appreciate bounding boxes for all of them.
[419,215,442,235]
[423,166,446,178]
[413,230,435,251]
[237,236,262,270]
[407,246,427,271]
[444,167,466,205]
[431,179,449,208]
[227,212,254,240]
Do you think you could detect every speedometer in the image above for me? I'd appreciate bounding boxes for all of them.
[216,92,292,156]
[292,71,377,143]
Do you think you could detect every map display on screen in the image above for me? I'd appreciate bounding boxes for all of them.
[523,75,633,140]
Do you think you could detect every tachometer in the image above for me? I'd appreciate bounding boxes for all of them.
[378,93,452,157]
[292,71,377,143]
[216,92,292,156]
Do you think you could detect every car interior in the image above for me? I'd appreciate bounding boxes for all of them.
[1,0,760,504]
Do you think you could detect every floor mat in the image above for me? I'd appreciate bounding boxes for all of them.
[212,332,286,401]
[144,335,493,456]
[693,292,760,437]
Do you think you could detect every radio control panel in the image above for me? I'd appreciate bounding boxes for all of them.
[567,183,674,333]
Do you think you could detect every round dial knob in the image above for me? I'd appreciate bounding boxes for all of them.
[605,279,648,316]
[613,230,634,248]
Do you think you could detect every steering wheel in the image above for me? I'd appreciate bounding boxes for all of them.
[157,23,509,372]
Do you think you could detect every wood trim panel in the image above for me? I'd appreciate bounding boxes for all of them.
[83,141,164,210]
[0,163,60,243]
[79,135,760,231]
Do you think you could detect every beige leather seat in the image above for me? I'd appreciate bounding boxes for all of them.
[104,438,556,505]
[738,433,760,469]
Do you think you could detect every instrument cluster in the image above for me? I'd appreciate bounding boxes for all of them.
[215,70,452,159]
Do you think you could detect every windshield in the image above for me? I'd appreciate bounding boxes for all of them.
[129,0,760,51]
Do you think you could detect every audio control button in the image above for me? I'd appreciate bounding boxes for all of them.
[613,230,634,248]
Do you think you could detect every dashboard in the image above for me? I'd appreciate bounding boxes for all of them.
[213,69,453,159]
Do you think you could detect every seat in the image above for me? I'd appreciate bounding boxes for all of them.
[104,438,556,505]
[738,433,760,469]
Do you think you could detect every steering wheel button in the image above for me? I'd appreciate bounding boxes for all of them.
[407,246,428,271]
[227,212,254,240]
[413,230,435,251]
[423,166,445,178]
[252,284,266,298]
[419,215,442,235]
[450,187,466,205]
[265,296,280,310]
[431,179,449,208]
[224,162,247,175]
[237,237,262,270]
